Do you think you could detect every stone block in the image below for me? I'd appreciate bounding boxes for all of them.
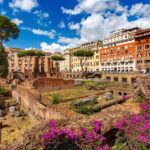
[12,111,20,117]
[9,106,15,115]
[73,96,98,107]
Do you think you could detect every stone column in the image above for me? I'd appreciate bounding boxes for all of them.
[55,62,59,78]
[46,57,51,78]
[41,57,45,76]
[51,60,54,77]
[0,122,2,144]
[33,57,39,78]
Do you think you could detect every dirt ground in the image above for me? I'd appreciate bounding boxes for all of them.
[0,114,39,147]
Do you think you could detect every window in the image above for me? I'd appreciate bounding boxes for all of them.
[145,60,150,63]
[11,59,14,62]
[96,56,99,59]
[145,45,150,49]
[137,46,142,51]
[11,55,14,58]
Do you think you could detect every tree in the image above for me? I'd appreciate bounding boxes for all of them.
[0,16,20,44]
[0,45,8,77]
[0,15,20,78]
[51,55,65,61]
[73,50,94,71]
[17,50,45,57]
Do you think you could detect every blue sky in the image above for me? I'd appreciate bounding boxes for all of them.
[0,0,150,52]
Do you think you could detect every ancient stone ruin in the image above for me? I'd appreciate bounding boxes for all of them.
[7,57,75,121]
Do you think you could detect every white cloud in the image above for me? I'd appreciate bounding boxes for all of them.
[0,10,6,15]
[9,0,38,12]
[58,36,84,47]
[0,0,3,4]
[129,3,150,18]
[62,0,127,15]
[33,10,49,18]
[32,29,56,39]
[21,27,56,39]
[24,47,37,50]
[40,42,69,52]
[33,10,50,26]
[79,13,150,42]
[68,22,80,31]
[12,18,23,25]
[59,0,150,46]
[58,21,65,28]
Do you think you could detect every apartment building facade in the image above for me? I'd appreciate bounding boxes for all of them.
[6,48,52,74]
[100,28,141,73]
[70,40,102,72]
[135,28,150,73]
[59,48,71,72]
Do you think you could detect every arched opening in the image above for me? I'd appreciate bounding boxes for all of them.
[118,92,122,96]
[110,91,114,94]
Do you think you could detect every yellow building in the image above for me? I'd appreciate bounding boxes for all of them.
[60,48,71,72]
[70,41,102,72]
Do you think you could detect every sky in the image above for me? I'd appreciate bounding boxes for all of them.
[0,0,150,52]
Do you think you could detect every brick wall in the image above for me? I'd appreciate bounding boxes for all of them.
[32,78,75,92]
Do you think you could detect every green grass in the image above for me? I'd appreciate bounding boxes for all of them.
[84,80,115,90]
[52,94,61,104]
[0,87,9,97]
[43,86,100,102]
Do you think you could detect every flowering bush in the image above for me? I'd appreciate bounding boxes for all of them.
[115,100,150,149]
[41,120,108,150]
[40,100,150,150]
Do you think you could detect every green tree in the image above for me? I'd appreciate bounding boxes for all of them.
[0,45,8,77]
[0,15,20,78]
[73,50,94,71]
[51,55,65,61]
[17,50,45,57]
[0,15,20,44]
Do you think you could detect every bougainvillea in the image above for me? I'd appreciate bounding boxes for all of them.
[40,100,150,150]
[115,100,150,149]
[42,120,108,150]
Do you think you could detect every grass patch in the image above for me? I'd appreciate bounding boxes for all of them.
[84,80,115,90]
[72,100,96,116]
[75,106,95,115]
[52,94,61,104]
[0,87,9,97]
[43,86,100,102]
[137,95,146,103]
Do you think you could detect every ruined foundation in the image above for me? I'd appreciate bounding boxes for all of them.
[12,78,75,121]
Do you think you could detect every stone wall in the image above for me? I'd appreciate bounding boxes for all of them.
[107,86,135,96]
[12,85,63,121]
[136,76,150,98]
[101,72,140,84]
[0,78,7,87]
[32,78,75,92]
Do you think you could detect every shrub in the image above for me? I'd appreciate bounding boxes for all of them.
[137,94,146,103]
[75,106,95,115]
[115,100,150,149]
[41,120,108,150]
[0,87,9,97]
[52,94,61,104]
[0,45,8,78]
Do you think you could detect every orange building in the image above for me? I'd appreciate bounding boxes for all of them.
[135,28,150,73]
[100,28,141,72]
